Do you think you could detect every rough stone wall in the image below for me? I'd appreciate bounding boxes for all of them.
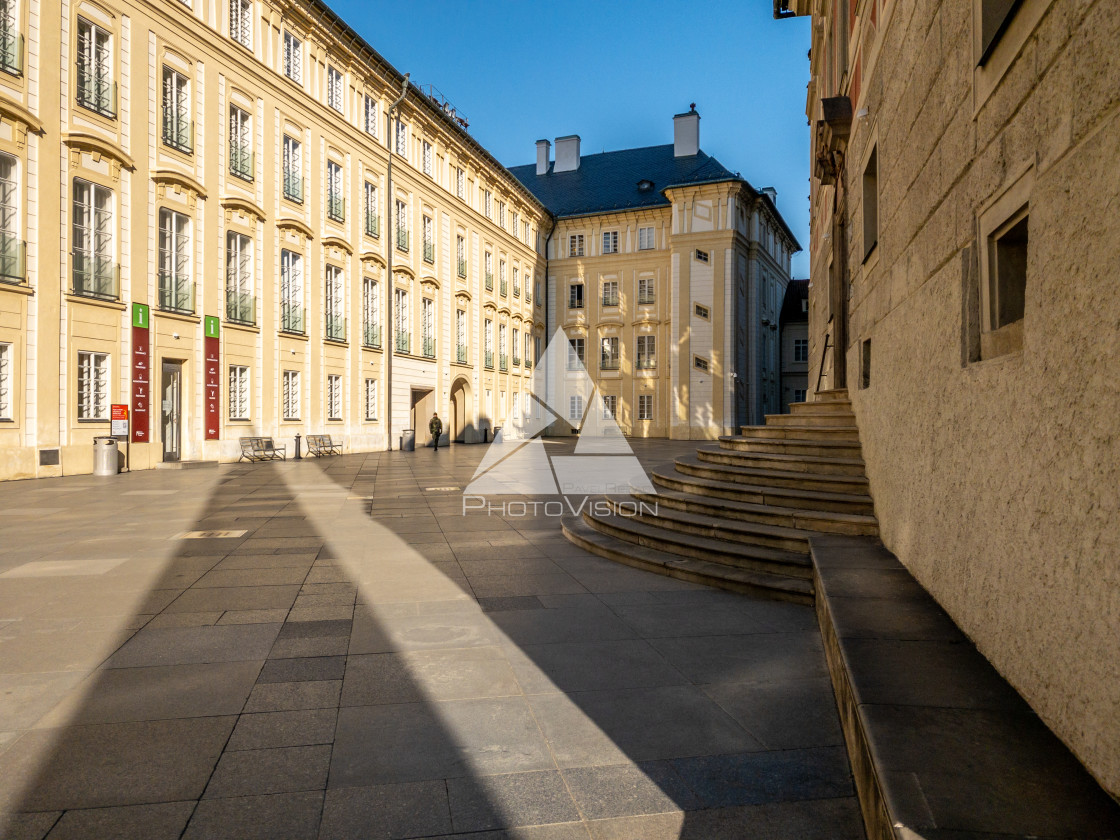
[841,0,1120,796]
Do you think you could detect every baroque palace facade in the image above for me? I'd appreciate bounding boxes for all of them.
[0,0,799,480]
[0,0,548,479]
[778,0,1120,798]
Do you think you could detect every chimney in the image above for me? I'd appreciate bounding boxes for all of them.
[536,139,551,175]
[673,106,699,157]
[761,186,778,205]
[554,135,581,172]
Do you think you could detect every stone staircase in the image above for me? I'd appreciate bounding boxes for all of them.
[562,389,877,604]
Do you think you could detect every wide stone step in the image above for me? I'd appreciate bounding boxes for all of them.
[740,425,861,442]
[812,388,850,402]
[603,495,813,552]
[765,412,857,428]
[651,469,876,515]
[633,488,879,536]
[790,400,853,415]
[701,447,868,476]
[563,516,814,605]
[719,436,865,459]
[687,452,871,494]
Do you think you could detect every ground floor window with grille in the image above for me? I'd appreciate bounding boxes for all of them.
[327,374,342,420]
[282,370,300,420]
[365,378,378,421]
[638,394,653,421]
[602,394,617,419]
[228,365,249,420]
[77,351,109,420]
[569,394,583,421]
[0,342,10,420]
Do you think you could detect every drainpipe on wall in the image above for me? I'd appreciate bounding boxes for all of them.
[384,73,409,450]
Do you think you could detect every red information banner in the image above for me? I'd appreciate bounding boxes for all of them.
[204,316,220,440]
[131,304,150,443]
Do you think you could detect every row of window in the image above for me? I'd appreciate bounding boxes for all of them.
[568,278,658,310]
[567,393,656,422]
[567,228,656,258]
[564,336,657,372]
[480,321,540,371]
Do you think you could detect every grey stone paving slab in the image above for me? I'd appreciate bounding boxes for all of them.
[447,770,581,833]
[528,686,761,766]
[506,640,688,695]
[467,573,589,598]
[145,610,224,628]
[427,825,592,840]
[0,629,137,674]
[669,747,854,808]
[331,697,554,786]
[269,636,349,658]
[243,679,341,712]
[227,708,338,751]
[34,661,262,727]
[0,812,61,840]
[103,623,283,668]
[0,672,86,730]
[7,716,236,810]
[216,608,291,625]
[193,567,309,588]
[43,800,195,839]
[342,648,521,706]
[164,585,300,613]
[489,605,639,646]
[702,676,845,750]
[560,761,699,820]
[318,780,452,840]
[181,790,323,840]
[647,631,830,685]
[203,744,331,798]
[286,604,354,622]
[348,611,500,654]
[258,655,346,683]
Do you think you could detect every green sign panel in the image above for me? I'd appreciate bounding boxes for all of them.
[132,303,149,330]
[204,316,220,339]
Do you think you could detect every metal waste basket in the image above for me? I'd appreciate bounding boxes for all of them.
[93,437,119,476]
[400,429,416,451]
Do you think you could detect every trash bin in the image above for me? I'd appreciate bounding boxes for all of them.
[400,429,415,451]
[93,437,119,476]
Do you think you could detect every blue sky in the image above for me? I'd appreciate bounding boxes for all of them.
[326,1,812,277]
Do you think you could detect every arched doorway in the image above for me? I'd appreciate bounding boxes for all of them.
[449,377,476,443]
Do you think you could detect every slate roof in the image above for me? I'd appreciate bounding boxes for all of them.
[507,144,741,218]
[780,278,810,324]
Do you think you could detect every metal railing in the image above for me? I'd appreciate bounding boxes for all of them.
[325,315,347,342]
[456,345,468,364]
[281,303,304,334]
[395,330,410,352]
[500,278,508,297]
[636,357,656,370]
[423,241,434,263]
[524,356,532,370]
[499,353,508,371]
[601,357,620,371]
[0,31,23,76]
[365,210,380,239]
[327,195,345,223]
[229,145,253,181]
[484,350,493,369]
[602,291,619,307]
[457,259,467,278]
[162,118,193,154]
[283,171,304,203]
[76,75,116,118]
[226,290,256,325]
[72,255,119,299]
[158,273,195,314]
[638,291,656,305]
[513,283,520,297]
[513,355,520,367]
[0,235,25,283]
[395,228,409,252]
[485,272,493,291]
[363,323,381,348]
[422,336,435,358]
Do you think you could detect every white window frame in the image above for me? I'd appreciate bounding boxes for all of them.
[638,226,655,250]
[229,106,252,181]
[362,276,380,347]
[229,0,252,49]
[282,135,302,203]
[569,234,584,257]
[283,31,301,83]
[600,336,620,370]
[794,338,809,363]
[77,351,109,420]
[76,18,114,117]
[422,140,432,176]
[229,365,249,420]
[327,160,344,222]
[602,395,617,420]
[569,394,583,422]
[456,167,464,199]
[394,119,407,156]
[567,337,585,370]
[282,369,300,420]
[327,373,342,420]
[364,95,378,136]
[72,178,114,296]
[602,280,619,307]
[637,335,656,370]
[638,276,655,305]
[325,264,344,340]
[394,287,409,351]
[569,282,584,310]
[327,66,343,112]
[161,67,191,154]
[602,230,619,254]
[158,207,191,312]
[638,394,652,421]
[226,231,253,323]
[365,378,378,420]
[0,342,10,420]
[280,249,303,332]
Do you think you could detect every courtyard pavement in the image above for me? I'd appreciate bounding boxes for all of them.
[0,438,864,839]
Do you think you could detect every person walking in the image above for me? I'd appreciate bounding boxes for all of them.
[429,412,443,452]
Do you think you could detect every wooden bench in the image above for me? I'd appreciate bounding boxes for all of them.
[238,436,286,462]
[307,435,342,457]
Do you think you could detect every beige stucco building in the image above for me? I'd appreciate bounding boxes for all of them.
[779,0,1120,798]
[510,119,799,439]
[0,0,549,481]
